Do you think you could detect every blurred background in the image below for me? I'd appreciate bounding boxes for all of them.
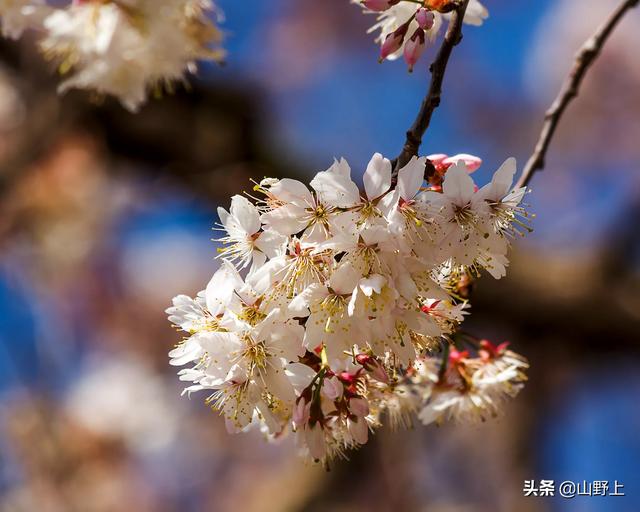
[0,0,639,510]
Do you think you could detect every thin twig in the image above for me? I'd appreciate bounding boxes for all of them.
[393,0,470,176]
[516,0,639,189]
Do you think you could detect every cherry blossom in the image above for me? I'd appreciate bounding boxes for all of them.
[168,151,531,464]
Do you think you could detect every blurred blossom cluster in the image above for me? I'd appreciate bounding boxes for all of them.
[168,151,531,464]
[0,0,225,110]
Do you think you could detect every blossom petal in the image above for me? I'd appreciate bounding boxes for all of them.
[363,152,392,200]
[397,156,427,200]
[442,161,476,205]
[310,158,360,208]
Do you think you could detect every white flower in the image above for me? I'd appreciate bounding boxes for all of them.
[288,261,362,364]
[420,161,493,267]
[217,195,286,270]
[261,159,359,242]
[477,157,530,240]
[66,355,179,454]
[166,291,208,333]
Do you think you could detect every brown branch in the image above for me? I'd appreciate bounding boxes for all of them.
[516,0,639,189]
[393,0,470,175]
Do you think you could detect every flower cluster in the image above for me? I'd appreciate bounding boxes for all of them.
[0,0,224,111]
[167,152,531,464]
[354,0,488,70]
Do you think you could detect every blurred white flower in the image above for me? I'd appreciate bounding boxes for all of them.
[0,0,225,110]
[66,355,180,454]
[0,0,49,39]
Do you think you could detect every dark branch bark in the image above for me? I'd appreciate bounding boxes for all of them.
[393,0,470,176]
[516,0,639,189]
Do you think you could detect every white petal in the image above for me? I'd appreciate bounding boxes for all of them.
[288,284,326,315]
[285,362,317,394]
[359,274,386,297]
[168,339,203,366]
[363,153,392,200]
[205,263,242,315]
[310,158,360,208]
[255,229,286,258]
[217,206,230,227]
[246,256,288,294]
[397,156,427,200]
[330,261,361,295]
[442,161,476,205]
[305,423,326,460]
[269,178,314,206]
[479,157,517,201]
[260,203,308,235]
[261,363,295,402]
[229,195,261,234]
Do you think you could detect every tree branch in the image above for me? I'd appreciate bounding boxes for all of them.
[516,0,639,189]
[393,0,470,175]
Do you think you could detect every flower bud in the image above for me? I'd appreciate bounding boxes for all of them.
[356,354,389,383]
[416,8,435,30]
[403,29,426,72]
[443,153,483,172]
[362,0,400,12]
[380,21,409,61]
[427,153,450,174]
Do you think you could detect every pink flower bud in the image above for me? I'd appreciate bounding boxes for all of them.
[380,34,403,61]
[356,354,389,383]
[416,8,435,30]
[362,0,399,12]
[442,153,482,172]
[349,397,370,418]
[380,21,409,61]
[427,153,449,173]
[403,29,426,72]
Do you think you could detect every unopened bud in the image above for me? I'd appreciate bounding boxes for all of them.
[416,8,435,30]
[403,29,426,72]
[443,153,483,173]
[356,354,389,383]
[380,21,409,61]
